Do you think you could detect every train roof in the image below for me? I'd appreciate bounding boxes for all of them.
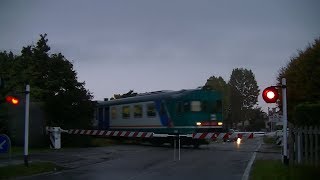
[96,89,220,106]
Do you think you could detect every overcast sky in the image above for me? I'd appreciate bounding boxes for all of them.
[1,0,320,111]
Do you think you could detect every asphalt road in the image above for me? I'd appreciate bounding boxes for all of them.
[21,137,262,180]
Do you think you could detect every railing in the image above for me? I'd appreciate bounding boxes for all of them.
[289,126,320,166]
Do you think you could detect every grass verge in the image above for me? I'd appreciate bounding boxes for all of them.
[250,160,320,180]
[0,162,63,179]
[11,146,51,155]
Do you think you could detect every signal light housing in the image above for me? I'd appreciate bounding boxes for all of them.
[262,86,279,103]
[5,96,20,105]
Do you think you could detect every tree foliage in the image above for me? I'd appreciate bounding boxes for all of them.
[277,38,320,125]
[204,76,231,127]
[0,34,94,129]
[203,70,261,130]
[294,102,320,126]
[229,68,260,127]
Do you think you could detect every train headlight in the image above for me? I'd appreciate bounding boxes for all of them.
[196,122,202,126]
[218,122,223,126]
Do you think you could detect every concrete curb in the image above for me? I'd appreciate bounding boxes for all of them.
[241,139,262,180]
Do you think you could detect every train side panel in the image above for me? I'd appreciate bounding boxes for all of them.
[109,101,163,129]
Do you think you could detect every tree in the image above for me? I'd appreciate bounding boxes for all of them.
[246,107,268,131]
[0,51,17,134]
[204,76,231,128]
[0,34,94,129]
[277,37,320,125]
[229,68,259,129]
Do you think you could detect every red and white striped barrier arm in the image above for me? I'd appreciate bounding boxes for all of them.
[192,132,254,141]
[68,129,154,138]
[236,132,254,140]
[66,129,253,140]
[192,132,229,140]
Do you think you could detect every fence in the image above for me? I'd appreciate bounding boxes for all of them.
[289,125,320,166]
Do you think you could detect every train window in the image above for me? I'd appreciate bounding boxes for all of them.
[191,101,201,112]
[111,107,117,119]
[122,106,130,119]
[134,105,143,118]
[147,103,156,117]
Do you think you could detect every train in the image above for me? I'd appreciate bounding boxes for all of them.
[94,89,223,146]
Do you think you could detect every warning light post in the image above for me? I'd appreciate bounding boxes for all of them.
[262,78,288,165]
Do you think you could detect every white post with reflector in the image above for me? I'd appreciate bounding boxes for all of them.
[24,84,30,167]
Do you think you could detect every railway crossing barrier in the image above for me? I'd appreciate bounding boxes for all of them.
[46,127,68,149]
[46,127,255,149]
[66,128,254,141]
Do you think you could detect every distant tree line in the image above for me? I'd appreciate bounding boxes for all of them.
[0,34,94,134]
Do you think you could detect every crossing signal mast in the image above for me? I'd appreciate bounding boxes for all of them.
[262,78,288,165]
[1,77,30,166]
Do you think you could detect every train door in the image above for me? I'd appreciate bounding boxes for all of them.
[98,107,110,129]
[98,107,104,129]
[104,107,110,129]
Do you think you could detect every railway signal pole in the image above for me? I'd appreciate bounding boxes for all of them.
[262,78,288,165]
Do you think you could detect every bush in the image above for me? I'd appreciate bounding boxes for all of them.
[294,102,320,126]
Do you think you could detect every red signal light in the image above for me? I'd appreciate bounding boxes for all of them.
[262,86,279,103]
[5,96,19,105]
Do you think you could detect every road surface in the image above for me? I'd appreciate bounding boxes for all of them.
[22,137,262,180]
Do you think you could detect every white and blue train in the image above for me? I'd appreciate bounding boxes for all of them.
[94,89,223,136]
